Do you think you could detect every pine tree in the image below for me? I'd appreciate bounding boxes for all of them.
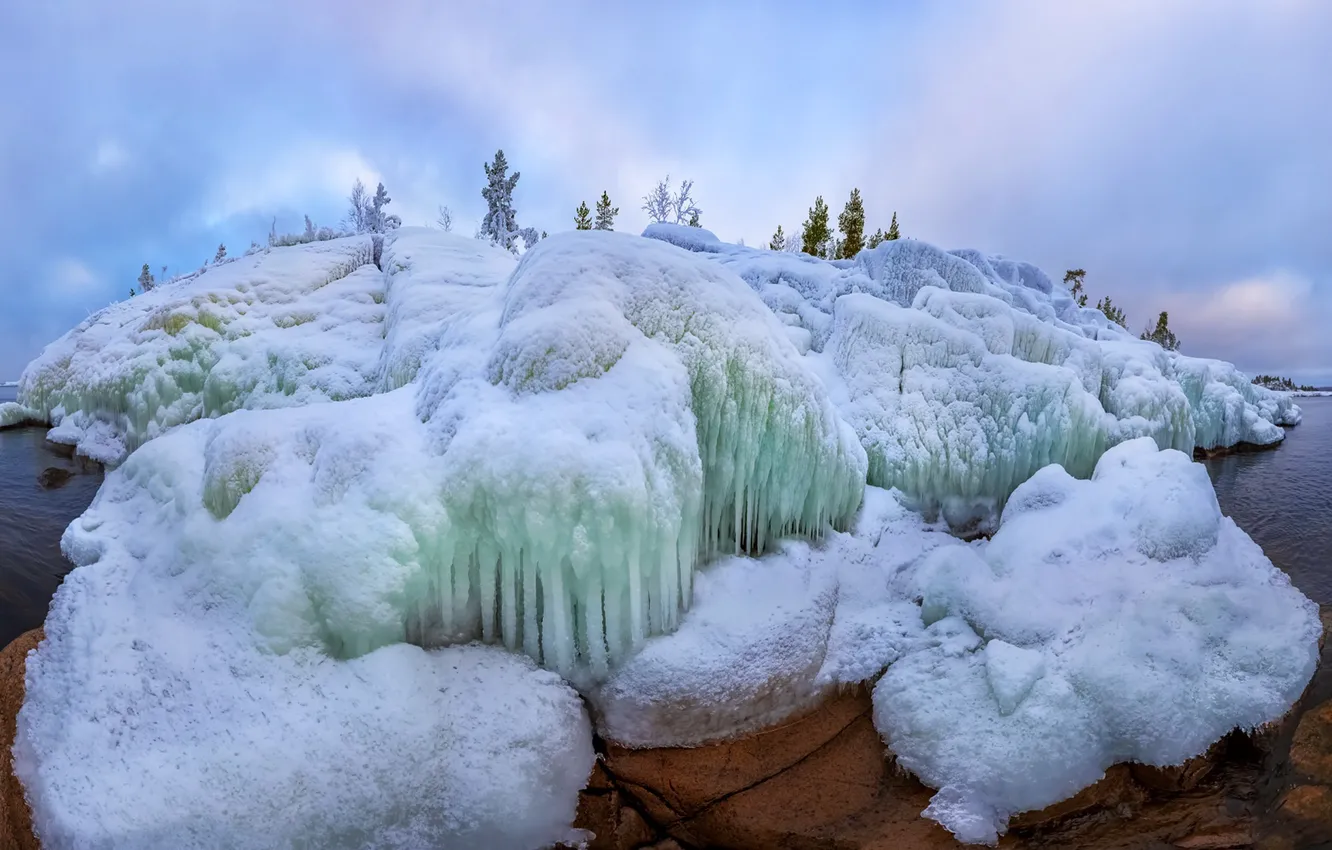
[480,149,538,253]
[769,225,786,251]
[574,201,593,230]
[214,243,227,264]
[885,212,900,241]
[801,196,831,256]
[687,210,700,227]
[1064,269,1088,307]
[304,215,316,241]
[1140,311,1180,351]
[836,188,866,259]
[369,182,401,232]
[594,191,618,230]
[866,228,886,249]
[137,263,155,292]
[1095,295,1127,328]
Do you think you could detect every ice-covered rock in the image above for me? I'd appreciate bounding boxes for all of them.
[11,225,1315,848]
[0,401,42,429]
[872,438,1320,844]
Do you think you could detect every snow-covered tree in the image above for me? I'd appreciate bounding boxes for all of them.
[801,196,832,257]
[642,177,673,223]
[436,205,453,232]
[885,211,900,241]
[1096,295,1128,328]
[137,263,155,292]
[866,228,886,249]
[303,215,316,241]
[480,149,538,254]
[574,200,592,230]
[837,188,865,259]
[674,180,701,226]
[214,243,227,264]
[344,179,372,234]
[594,191,618,230]
[368,182,401,233]
[642,176,701,225]
[769,225,786,251]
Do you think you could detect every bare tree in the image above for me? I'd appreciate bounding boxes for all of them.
[436,205,454,232]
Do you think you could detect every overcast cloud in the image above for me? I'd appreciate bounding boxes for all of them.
[1,0,1328,384]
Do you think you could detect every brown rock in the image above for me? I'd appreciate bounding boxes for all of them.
[1290,701,1332,784]
[36,467,71,489]
[1131,744,1221,794]
[1009,764,1145,831]
[1,628,42,850]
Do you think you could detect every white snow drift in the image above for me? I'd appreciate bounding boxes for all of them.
[12,226,1315,848]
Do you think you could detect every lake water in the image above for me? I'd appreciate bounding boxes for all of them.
[1,387,1329,648]
[0,385,104,647]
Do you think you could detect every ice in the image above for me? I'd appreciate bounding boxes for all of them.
[872,438,1320,843]
[0,401,42,429]
[13,226,1316,846]
[642,227,1301,514]
[17,236,384,464]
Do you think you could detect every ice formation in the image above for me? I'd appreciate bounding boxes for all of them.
[872,439,1319,843]
[643,223,1301,515]
[13,224,1315,847]
[0,401,43,429]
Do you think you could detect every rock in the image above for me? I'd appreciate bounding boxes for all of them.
[42,440,74,459]
[1009,764,1145,830]
[1,628,42,850]
[36,467,71,489]
[1130,743,1222,794]
[603,686,959,849]
[1289,701,1332,784]
[573,761,661,850]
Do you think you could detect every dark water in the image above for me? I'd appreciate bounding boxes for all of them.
[1204,397,1332,603]
[0,388,1328,648]
[0,385,104,647]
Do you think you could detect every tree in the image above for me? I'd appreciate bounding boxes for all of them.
[128,287,137,299]
[595,191,618,230]
[885,212,900,241]
[836,188,866,259]
[304,215,317,241]
[642,176,701,225]
[1095,295,1127,328]
[436,205,453,232]
[1063,269,1088,307]
[1141,311,1180,351]
[480,149,538,253]
[137,263,155,293]
[366,182,401,233]
[214,243,227,264]
[769,225,787,251]
[866,228,886,249]
[801,195,832,257]
[344,179,372,234]
[574,200,593,230]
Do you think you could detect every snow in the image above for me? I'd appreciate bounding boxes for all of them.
[873,439,1319,843]
[12,225,1317,847]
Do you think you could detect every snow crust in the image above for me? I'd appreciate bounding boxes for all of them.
[14,225,1316,847]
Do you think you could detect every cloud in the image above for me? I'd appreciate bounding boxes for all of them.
[198,147,383,228]
[90,139,129,175]
[44,258,102,297]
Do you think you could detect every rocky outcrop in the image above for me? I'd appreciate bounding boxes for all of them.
[1,629,40,850]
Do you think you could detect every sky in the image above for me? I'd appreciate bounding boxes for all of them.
[0,0,1329,385]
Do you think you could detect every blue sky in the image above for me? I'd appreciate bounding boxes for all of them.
[1,1,1329,384]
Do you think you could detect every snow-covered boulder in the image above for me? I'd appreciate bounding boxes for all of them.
[874,438,1320,843]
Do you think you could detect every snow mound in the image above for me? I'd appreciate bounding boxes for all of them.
[872,438,1320,844]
